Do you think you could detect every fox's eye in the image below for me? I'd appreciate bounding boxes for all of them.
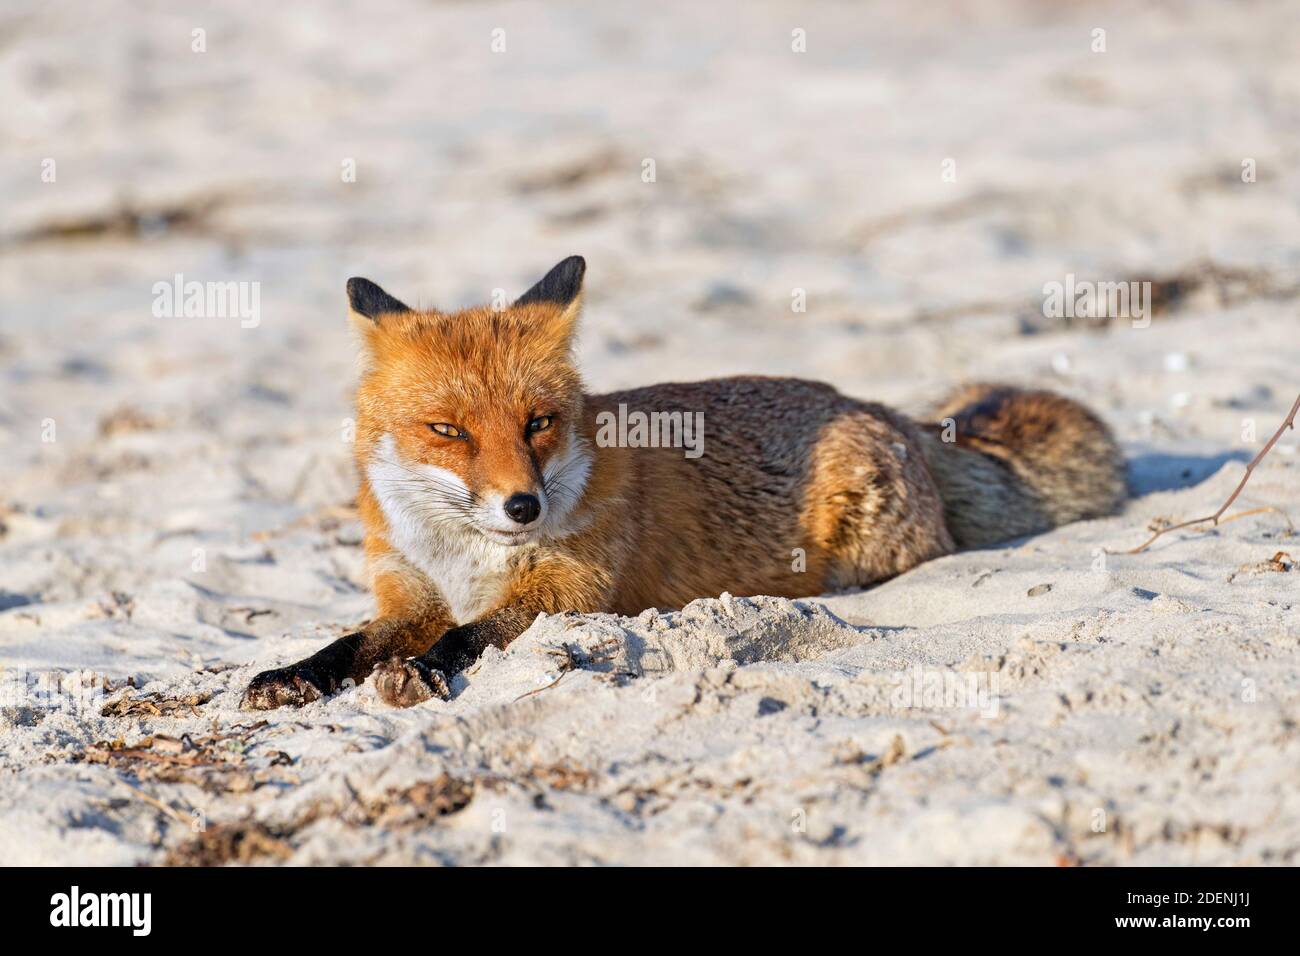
[528,415,554,434]
[429,423,463,438]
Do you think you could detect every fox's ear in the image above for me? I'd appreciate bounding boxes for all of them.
[346,277,411,323]
[516,256,585,309]
[516,256,585,336]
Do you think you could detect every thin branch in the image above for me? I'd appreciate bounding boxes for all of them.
[1116,392,1300,555]
[514,670,570,702]
[114,775,191,825]
[513,639,621,702]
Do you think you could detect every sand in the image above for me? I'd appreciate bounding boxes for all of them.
[1,0,1299,865]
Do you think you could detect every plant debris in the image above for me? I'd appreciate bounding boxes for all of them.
[163,821,296,866]
[1265,551,1295,572]
[98,406,164,437]
[76,722,278,794]
[14,194,233,245]
[1116,393,1299,555]
[162,774,475,866]
[101,690,210,718]
[346,775,475,827]
[514,637,623,701]
[524,760,598,792]
[1228,550,1297,581]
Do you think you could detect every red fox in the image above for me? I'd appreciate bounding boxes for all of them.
[242,256,1126,710]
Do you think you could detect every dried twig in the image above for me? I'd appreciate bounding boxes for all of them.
[114,775,191,825]
[1117,392,1299,554]
[513,638,621,702]
[1267,551,1295,572]
[514,671,571,702]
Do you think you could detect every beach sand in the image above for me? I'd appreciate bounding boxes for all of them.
[1,0,1298,864]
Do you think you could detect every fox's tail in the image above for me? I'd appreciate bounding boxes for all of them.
[916,384,1127,549]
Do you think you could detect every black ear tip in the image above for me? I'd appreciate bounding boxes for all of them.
[556,256,586,289]
[516,255,587,308]
[347,277,411,319]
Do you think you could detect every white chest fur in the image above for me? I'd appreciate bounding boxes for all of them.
[366,434,525,623]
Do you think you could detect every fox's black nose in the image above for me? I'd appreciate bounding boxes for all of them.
[503,493,541,525]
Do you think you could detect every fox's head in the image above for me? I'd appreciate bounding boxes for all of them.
[349,256,591,548]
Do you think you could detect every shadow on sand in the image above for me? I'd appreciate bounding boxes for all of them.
[1126,450,1250,497]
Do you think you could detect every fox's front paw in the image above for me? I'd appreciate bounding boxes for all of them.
[241,664,327,710]
[372,656,450,708]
